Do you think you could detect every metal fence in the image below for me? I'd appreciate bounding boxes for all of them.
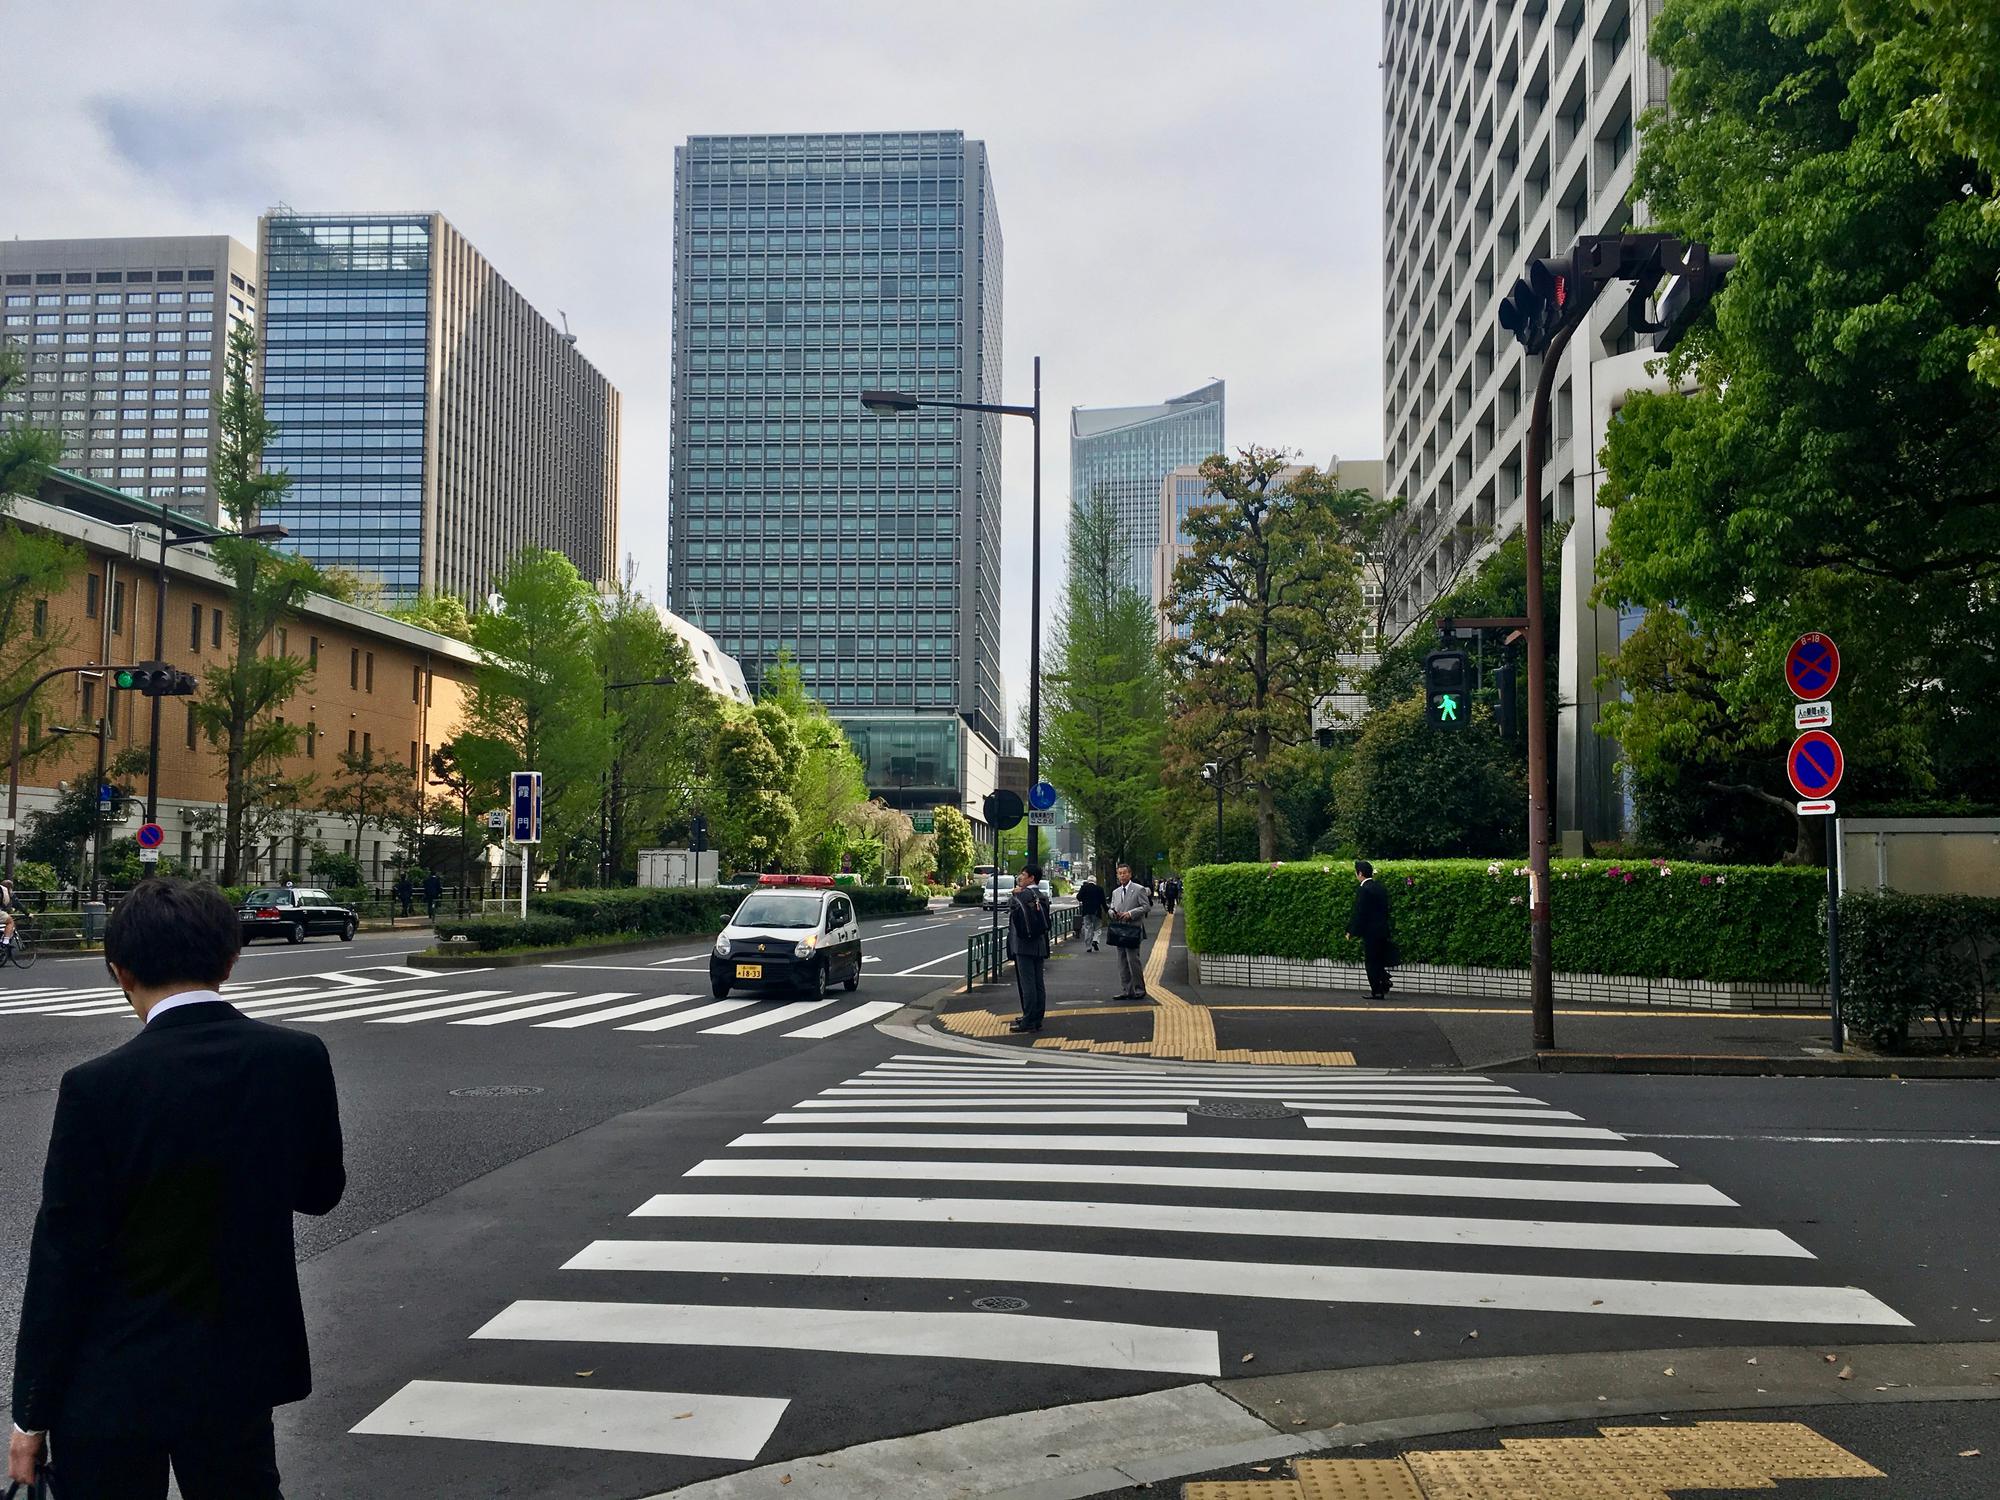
[966,904,1078,989]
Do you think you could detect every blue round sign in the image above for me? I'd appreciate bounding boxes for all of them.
[1786,731,1844,799]
[1028,780,1059,811]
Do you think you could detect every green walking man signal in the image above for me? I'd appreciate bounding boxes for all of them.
[1438,693,1460,722]
[1424,648,1470,732]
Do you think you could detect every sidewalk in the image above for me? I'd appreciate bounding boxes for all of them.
[928,911,1995,1075]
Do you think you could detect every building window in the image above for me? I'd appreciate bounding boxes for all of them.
[307,720,317,758]
[212,610,222,648]
[412,664,422,702]
[276,627,287,657]
[81,679,94,717]
[111,580,125,634]
[362,731,371,755]
[86,573,100,619]
[190,603,202,651]
[409,740,419,776]
[186,701,197,750]
[347,729,356,755]
[349,648,359,688]
[364,651,374,692]
[308,635,319,665]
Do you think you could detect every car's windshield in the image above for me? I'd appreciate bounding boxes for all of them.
[731,893,823,929]
[245,889,293,906]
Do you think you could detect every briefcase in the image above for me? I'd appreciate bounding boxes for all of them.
[1107,921,1143,949]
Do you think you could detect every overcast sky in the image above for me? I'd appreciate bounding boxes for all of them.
[5,0,1384,730]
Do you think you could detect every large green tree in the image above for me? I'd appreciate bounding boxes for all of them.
[194,324,321,882]
[1333,698,1527,858]
[1597,0,2000,852]
[1043,489,1166,880]
[756,652,866,871]
[1163,447,1371,860]
[930,802,975,886]
[708,715,796,872]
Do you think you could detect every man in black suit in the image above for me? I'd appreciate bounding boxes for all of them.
[1346,858,1396,1001]
[9,878,346,1499]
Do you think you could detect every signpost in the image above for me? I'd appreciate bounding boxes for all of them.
[136,821,164,866]
[1784,635,1844,1050]
[510,772,542,921]
[981,790,1027,974]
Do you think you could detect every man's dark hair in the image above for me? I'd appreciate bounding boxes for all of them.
[105,878,241,989]
[1023,862,1042,880]
[1354,859,1375,878]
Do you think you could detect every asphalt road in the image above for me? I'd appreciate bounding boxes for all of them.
[1,930,1993,1498]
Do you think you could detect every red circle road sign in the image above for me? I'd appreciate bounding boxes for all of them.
[1787,731,1844,800]
[1785,633,1840,701]
[135,822,165,849]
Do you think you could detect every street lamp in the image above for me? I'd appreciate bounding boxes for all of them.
[136,507,288,827]
[599,674,680,886]
[859,356,1044,861]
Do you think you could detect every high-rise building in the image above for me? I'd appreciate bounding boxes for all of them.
[257,210,620,601]
[666,131,1006,823]
[0,235,258,525]
[1070,380,1224,605]
[1380,0,1668,840]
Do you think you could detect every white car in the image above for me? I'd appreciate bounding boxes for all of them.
[710,875,863,1000]
[882,875,914,894]
[984,873,1053,910]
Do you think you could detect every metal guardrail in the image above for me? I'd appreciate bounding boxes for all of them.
[966,903,1079,989]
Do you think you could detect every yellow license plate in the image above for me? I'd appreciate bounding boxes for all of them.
[735,963,763,980]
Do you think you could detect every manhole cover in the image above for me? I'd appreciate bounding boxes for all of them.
[448,1084,545,1098]
[971,1295,1030,1312]
[1189,1098,1298,1120]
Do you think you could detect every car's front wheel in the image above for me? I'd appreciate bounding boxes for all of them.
[711,979,731,999]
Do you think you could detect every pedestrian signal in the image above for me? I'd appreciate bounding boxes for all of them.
[1424,649,1470,732]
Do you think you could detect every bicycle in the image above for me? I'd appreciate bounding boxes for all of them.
[2,914,38,970]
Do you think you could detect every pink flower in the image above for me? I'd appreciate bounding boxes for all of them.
[1623,872,1635,884]
[1404,877,1414,886]
[1700,874,1713,886]
[1607,865,1623,878]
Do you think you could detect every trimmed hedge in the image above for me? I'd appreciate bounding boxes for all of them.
[437,915,579,952]
[433,883,920,953]
[850,887,927,918]
[1839,892,1999,1048]
[1182,858,1827,984]
[952,885,985,906]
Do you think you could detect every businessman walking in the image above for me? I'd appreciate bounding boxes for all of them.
[9,878,346,1498]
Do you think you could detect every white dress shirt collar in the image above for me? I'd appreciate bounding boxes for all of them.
[145,989,224,1025]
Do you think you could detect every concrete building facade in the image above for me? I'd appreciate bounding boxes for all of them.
[257,210,620,603]
[1379,0,1669,841]
[1,235,258,526]
[1071,380,1224,607]
[664,131,1006,826]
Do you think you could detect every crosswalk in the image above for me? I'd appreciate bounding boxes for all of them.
[349,1051,1911,1471]
[0,967,904,1043]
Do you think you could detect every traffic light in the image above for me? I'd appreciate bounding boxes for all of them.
[111,661,198,697]
[1654,244,1738,352]
[689,812,708,855]
[1424,649,1470,731]
[1497,256,1574,355]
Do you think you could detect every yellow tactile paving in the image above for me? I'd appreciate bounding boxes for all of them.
[1179,1423,1884,1499]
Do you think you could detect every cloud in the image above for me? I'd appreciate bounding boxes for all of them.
[7,0,1383,731]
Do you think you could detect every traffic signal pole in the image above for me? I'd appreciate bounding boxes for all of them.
[145,508,170,825]
[1521,313,1582,1053]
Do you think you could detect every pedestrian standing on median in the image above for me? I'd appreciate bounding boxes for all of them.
[1347,858,1397,1001]
[8,877,346,1500]
[1107,861,1151,999]
[1007,862,1052,1034]
[1074,873,1107,951]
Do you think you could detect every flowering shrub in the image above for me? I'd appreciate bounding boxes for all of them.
[1181,858,1826,982]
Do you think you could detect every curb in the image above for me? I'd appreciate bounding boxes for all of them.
[1508,1050,2000,1079]
[644,1339,2000,1499]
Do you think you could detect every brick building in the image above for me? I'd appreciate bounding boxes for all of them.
[7,469,480,882]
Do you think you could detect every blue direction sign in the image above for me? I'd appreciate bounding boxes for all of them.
[1785,633,1840,702]
[1786,730,1844,800]
[135,822,164,849]
[1028,779,1059,812]
[509,771,543,845]
[98,783,115,814]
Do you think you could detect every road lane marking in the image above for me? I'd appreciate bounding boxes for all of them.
[451,992,636,1026]
[472,1299,1220,1377]
[629,1192,1809,1258]
[1627,1132,2000,1146]
[285,990,501,1022]
[784,1000,902,1037]
[618,999,753,1032]
[763,1109,1188,1126]
[1302,1114,1623,1140]
[533,994,704,1028]
[563,1240,1910,1326]
[682,1156,1739,1207]
[256,988,452,1021]
[824,1085,1533,1102]
[349,1379,788,1460]
[726,1130,1676,1169]
[888,951,967,976]
[701,999,840,1035]
[368,991,574,1024]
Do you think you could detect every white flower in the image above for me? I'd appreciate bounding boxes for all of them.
[1486,861,1502,876]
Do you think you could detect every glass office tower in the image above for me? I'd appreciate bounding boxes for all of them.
[1069,380,1224,606]
[260,211,620,600]
[667,132,1005,819]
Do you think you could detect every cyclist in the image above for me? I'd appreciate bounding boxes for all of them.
[0,878,17,952]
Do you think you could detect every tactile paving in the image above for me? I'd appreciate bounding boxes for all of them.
[1686,1421,1886,1480]
[1293,1457,1428,1500]
[1182,1482,1303,1500]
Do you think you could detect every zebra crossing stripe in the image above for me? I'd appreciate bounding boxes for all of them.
[681,1156,1739,1208]
[472,1299,1221,1377]
[797,1094,1568,1115]
[562,1239,1911,1327]
[727,1130,1676,1170]
[629,1191,1808,1259]
[1300,1114,1620,1140]
[1284,1101,1583,1120]
[233,986,439,1018]
[534,994,704,1029]
[865,1066,1497,1087]
[763,1110,1188,1126]
[450,992,636,1026]
[830,1082,1526,1099]
[700,999,841,1035]
[784,999,901,1037]
[349,1379,788,1460]
[617,999,754,1032]
[369,991,573,1024]
[266,989,455,1022]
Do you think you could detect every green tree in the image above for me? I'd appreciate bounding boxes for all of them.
[194,324,320,883]
[430,735,509,893]
[1333,698,1527,857]
[756,653,867,869]
[709,715,795,871]
[387,590,474,642]
[461,548,612,883]
[1163,447,1371,860]
[930,802,975,886]
[1597,0,2000,851]
[322,745,421,880]
[1043,489,1167,882]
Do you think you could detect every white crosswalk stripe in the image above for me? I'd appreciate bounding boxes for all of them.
[353,1050,1909,1470]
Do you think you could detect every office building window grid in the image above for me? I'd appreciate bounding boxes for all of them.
[1069,381,1224,607]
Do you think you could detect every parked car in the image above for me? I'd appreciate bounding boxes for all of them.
[237,886,359,945]
[882,875,914,895]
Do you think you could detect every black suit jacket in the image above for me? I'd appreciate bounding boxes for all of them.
[11,1000,345,1439]
[1347,879,1391,944]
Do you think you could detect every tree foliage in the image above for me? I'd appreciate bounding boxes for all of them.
[1597,0,2000,851]
[756,652,867,871]
[322,744,422,874]
[708,715,795,872]
[1043,489,1166,881]
[1333,698,1527,858]
[930,802,975,886]
[387,590,474,642]
[1163,447,1370,860]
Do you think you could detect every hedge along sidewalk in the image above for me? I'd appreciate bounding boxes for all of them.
[1183,857,1827,991]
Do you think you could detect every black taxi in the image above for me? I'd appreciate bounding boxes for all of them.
[709,874,863,1000]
